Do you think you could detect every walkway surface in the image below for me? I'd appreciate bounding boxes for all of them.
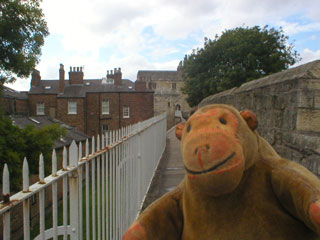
[142,126,185,210]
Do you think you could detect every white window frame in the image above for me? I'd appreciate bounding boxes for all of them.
[68,101,77,115]
[36,102,45,115]
[102,99,110,114]
[123,106,130,118]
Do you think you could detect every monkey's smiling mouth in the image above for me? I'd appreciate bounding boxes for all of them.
[184,152,236,175]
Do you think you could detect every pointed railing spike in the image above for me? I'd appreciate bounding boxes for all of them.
[39,153,45,184]
[52,149,57,176]
[69,140,78,167]
[92,136,95,155]
[3,164,10,203]
[97,135,100,151]
[23,157,30,192]
[63,146,67,170]
[79,141,82,160]
[106,131,109,146]
[102,132,105,148]
[85,139,89,157]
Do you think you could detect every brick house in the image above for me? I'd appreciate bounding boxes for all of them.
[28,64,154,137]
[0,86,28,115]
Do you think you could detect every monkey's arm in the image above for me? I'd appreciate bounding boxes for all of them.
[123,184,184,240]
[271,158,320,235]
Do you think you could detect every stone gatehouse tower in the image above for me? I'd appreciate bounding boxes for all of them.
[137,65,191,129]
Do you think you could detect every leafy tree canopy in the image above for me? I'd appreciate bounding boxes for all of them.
[0,0,49,84]
[0,114,66,192]
[181,25,300,107]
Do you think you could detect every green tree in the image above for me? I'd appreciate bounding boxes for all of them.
[0,114,66,192]
[0,115,25,191]
[0,0,49,84]
[181,25,300,106]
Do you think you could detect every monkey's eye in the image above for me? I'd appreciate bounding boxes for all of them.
[219,117,227,125]
[187,124,192,132]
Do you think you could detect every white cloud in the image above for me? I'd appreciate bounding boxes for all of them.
[296,48,320,66]
[279,21,320,35]
[7,0,320,91]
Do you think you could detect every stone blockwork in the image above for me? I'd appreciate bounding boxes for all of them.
[137,69,191,129]
[199,60,320,175]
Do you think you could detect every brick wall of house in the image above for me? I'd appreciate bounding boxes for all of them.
[56,98,85,132]
[28,91,154,137]
[85,92,154,137]
[0,97,12,114]
[1,97,28,115]
[28,94,57,117]
[98,93,121,134]
[86,93,100,136]
[120,92,154,127]
[15,99,29,114]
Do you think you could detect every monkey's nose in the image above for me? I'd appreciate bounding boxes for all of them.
[194,144,210,155]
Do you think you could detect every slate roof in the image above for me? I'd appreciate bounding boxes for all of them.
[11,115,89,149]
[137,70,179,81]
[28,78,152,97]
[2,86,28,100]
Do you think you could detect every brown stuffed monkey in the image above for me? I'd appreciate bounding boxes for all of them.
[123,104,320,240]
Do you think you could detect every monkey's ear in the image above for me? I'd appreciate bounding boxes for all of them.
[240,110,258,131]
[175,122,185,140]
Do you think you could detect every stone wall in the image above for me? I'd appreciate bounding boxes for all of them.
[137,70,192,129]
[199,60,320,175]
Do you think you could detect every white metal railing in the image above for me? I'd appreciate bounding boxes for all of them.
[0,114,167,239]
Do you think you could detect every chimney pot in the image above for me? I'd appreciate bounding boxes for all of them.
[111,70,113,74]
[114,68,117,73]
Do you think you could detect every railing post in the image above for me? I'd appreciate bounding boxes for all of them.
[137,122,142,210]
[2,164,10,240]
[69,140,79,240]
[23,158,30,240]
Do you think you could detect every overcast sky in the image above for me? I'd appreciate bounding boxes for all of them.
[6,0,320,91]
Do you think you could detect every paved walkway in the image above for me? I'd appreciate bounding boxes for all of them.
[142,126,185,210]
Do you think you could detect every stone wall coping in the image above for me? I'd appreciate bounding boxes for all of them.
[200,60,320,107]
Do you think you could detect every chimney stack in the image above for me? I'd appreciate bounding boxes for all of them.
[59,64,65,93]
[31,69,41,87]
[69,65,84,85]
[106,67,122,86]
